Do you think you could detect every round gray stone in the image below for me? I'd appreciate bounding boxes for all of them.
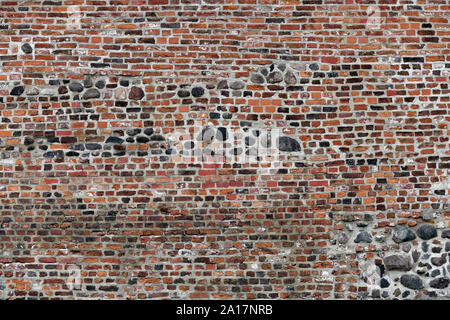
[250,73,265,84]
[393,226,416,243]
[442,229,450,239]
[400,274,423,290]
[229,81,245,90]
[417,224,437,240]
[21,43,33,54]
[95,80,105,89]
[82,88,100,100]
[354,231,372,243]
[69,82,84,92]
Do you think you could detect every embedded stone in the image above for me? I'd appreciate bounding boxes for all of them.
[43,151,55,158]
[105,137,124,144]
[41,88,57,96]
[354,231,372,243]
[144,128,154,136]
[84,77,93,88]
[267,71,283,83]
[66,151,79,157]
[191,87,205,97]
[115,87,127,100]
[393,226,416,243]
[150,134,165,141]
[24,137,34,145]
[229,80,245,90]
[442,230,450,239]
[431,256,446,267]
[291,63,306,71]
[126,128,141,136]
[402,243,411,253]
[58,86,68,94]
[95,80,105,89]
[177,90,190,98]
[380,278,390,288]
[383,254,412,271]
[85,143,102,150]
[277,136,301,152]
[83,88,100,100]
[277,63,286,72]
[284,70,297,85]
[422,209,434,220]
[71,144,84,151]
[104,90,112,99]
[429,277,449,289]
[69,82,83,92]
[10,86,24,96]
[21,43,33,54]
[25,87,39,95]
[411,249,419,262]
[217,80,228,89]
[400,274,423,290]
[136,136,150,143]
[129,86,144,100]
[431,269,440,277]
[250,73,265,84]
[417,224,437,240]
[337,232,349,244]
[309,63,319,71]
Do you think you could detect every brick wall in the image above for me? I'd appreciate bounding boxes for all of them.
[0,0,448,300]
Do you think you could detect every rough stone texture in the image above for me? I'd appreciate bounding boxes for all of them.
[417,224,438,240]
[0,1,448,301]
[129,86,145,100]
[393,226,416,243]
[354,231,373,243]
[10,86,24,96]
[82,88,100,100]
[21,43,33,54]
[267,71,283,83]
[429,277,450,289]
[384,255,413,271]
[250,73,265,84]
[69,82,83,92]
[400,274,424,290]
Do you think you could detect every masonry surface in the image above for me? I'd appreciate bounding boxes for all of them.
[0,0,449,300]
